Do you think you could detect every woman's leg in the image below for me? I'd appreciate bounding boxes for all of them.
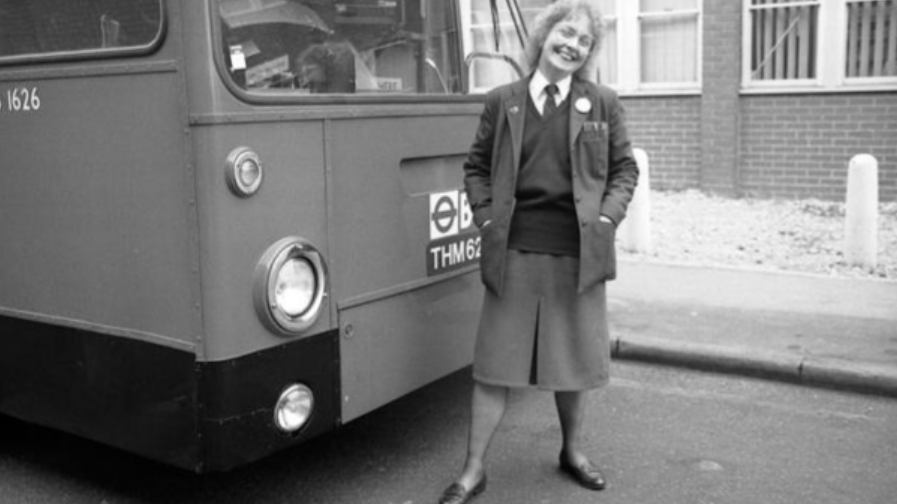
[455,381,509,489]
[555,389,606,490]
[554,390,590,464]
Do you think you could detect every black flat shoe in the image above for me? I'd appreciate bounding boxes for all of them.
[437,475,487,504]
[559,451,606,491]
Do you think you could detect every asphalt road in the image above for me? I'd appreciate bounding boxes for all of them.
[1,361,895,504]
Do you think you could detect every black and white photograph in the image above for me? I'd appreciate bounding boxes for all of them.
[1,1,895,503]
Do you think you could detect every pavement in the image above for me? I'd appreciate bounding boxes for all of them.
[607,259,897,398]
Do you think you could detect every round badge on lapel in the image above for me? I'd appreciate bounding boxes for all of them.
[575,97,592,114]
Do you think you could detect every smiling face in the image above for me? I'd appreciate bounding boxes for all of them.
[537,13,595,82]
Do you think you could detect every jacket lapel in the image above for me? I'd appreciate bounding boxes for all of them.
[503,79,529,171]
[569,78,591,149]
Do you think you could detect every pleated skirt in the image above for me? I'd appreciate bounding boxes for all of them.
[473,249,611,391]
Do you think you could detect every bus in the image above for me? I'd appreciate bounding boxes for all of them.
[0,0,547,472]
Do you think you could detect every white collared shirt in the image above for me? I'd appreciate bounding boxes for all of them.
[529,71,572,116]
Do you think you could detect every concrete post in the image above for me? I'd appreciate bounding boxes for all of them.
[621,148,652,253]
[844,154,878,268]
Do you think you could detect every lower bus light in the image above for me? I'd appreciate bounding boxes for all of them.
[274,384,314,433]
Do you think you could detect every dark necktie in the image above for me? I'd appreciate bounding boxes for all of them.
[543,83,559,116]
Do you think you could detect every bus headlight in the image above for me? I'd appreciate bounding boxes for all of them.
[226,147,263,197]
[275,257,315,318]
[254,237,327,335]
[274,383,314,433]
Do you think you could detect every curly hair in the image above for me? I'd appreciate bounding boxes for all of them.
[523,0,605,82]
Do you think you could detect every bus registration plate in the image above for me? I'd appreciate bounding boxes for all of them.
[427,190,479,276]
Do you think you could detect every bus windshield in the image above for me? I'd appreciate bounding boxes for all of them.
[0,0,163,63]
[217,0,538,96]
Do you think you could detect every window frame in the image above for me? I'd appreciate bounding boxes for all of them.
[602,0,703,96]
[741,0,897,94]
[0,0,167,67]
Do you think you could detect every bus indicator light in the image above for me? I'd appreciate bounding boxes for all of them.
[226,147,263,197]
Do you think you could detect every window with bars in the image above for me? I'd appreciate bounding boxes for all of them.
[748,0,819,81]
[744,0,897,89]
[845,0,897,79]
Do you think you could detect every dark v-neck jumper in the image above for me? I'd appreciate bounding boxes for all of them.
[507,94,580,257]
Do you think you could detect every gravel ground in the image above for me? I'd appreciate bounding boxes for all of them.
[617,190,897,281]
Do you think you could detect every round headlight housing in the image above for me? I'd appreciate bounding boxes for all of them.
[254,237,327,335]
[274,383,314,433]
[226,147,263,197]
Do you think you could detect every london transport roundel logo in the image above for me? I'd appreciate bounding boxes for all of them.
[431,194,457,235]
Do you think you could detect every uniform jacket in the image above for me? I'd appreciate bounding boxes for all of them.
[463,75,639,295]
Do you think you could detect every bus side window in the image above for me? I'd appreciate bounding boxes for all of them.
[0,0,163,61]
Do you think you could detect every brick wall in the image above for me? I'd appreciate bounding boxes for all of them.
[621,95,702,191]
[614,0,897,203]
[740,92,897,202]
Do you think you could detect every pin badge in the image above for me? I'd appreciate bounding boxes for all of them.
[510,106,520,114]
[575,98,591,114]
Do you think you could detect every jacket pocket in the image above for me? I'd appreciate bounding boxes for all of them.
[590,221,617,283]
[580,129,609,179]
[580,129,603,143]
[478,221,505,294]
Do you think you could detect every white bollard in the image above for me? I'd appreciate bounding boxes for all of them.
[844,154,878,268]
[620,148,652,253]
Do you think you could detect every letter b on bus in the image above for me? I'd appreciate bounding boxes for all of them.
[430,189,473,240]
[459,192,473,232]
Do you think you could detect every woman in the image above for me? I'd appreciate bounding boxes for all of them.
[437,1,638,503]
